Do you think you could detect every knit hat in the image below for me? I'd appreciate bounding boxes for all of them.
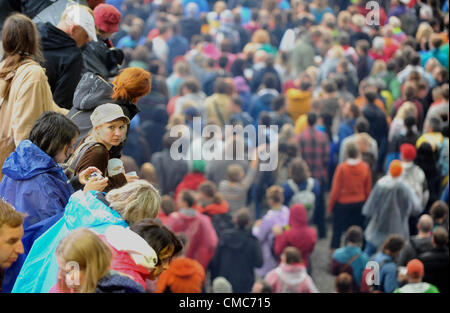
[400,143,417,161]
[94,3,121,33]
[407,259,424,279]
[192,160,206,173]
[389,159,403,177]
[212,277,233,293]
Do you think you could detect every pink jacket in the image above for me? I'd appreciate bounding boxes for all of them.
[164,210,218,269]
[265,263,319,293]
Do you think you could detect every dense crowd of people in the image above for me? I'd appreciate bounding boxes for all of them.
[0,0,448,294]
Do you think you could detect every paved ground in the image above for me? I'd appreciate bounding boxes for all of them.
[309,219,336,293]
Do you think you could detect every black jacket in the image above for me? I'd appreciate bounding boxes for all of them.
[419,246,449,294]
[82,40,123,80]
[38,22,83,110]
[0,0,20,36]
[151,149,188,197]
[362,103,388,148]
[179,18,201,44]
[210,228,263,293]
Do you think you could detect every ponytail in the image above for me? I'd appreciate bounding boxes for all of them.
[111,67,151,103]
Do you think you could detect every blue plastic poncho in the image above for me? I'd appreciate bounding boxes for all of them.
[0,140,75,292]
[12,190,128,293]
[0,140,74,230]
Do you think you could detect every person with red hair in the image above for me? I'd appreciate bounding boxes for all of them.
[68,66,151,151]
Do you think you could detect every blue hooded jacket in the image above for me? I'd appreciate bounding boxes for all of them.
[0,140,75,292]
[0,140,73,230]
[12,190,128,293]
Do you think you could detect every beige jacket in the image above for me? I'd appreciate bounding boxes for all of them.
[0,60,67,146]
[205,93,232,127]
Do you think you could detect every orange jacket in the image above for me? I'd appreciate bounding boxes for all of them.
[328,160,372,213]
[155,257,205,293]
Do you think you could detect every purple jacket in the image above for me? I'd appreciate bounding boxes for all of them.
[252,206,290,277]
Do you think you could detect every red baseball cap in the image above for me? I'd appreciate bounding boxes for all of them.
[93,3,121,34]
[400,143,417,161]
[407,259,424,278]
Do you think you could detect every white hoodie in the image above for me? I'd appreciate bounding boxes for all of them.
[104,225,158,271]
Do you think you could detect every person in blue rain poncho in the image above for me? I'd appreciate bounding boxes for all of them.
[0,112,103,292]
[11,179,160,293]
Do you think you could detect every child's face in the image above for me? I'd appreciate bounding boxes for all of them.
[148,245,175,280]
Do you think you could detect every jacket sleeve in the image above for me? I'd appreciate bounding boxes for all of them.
[241,168,256,191]
[362,185,378,218]
[75,145,127,191]
[273,233,288,257]
[254,218,271,244]
[322,136,330,168]
[209,239,222,279]
[252,237,264,269]
[327,165,342,213]
[364,163,373,199]
[397,241,415,267]
[304,276,319,293]
[38,176,69,221]
[382,264,399,293]
[154,270,169,293]
[11,68,62,145]
[52,52,83,109]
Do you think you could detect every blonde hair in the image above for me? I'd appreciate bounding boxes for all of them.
[337,11,351,29]
[140,162,158,187]
[266,185,284,204]
[214,1,227,14]
[329,45,344,59]
[106,180,160,224]
[305,66,318,84]
[56,228,112,293]
[279,123,295,143]
[252,29,270,44]
[227,164,244,183]
[396,101,418,120]
[371,60,387,76]
[416,22,433,43]
[167,114,185,129]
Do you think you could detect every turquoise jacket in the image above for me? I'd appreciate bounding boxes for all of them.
[333,246,369,287]
[12,191,128,293]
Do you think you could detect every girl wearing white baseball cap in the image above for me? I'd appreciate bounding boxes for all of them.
[65,103,139,192]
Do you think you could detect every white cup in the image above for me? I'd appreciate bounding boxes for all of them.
[107,158,124,176]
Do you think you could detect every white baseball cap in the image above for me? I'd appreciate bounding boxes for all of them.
[64,4,97,42]
[90,103,130,127]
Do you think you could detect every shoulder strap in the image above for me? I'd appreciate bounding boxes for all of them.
[65,142,99,178]
[343,253,360,270]
[306,178,314,192]
[287,179,299,193]
[213,100,226,126]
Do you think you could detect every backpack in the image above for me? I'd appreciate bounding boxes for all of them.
[360,258,394,293]
[287,178,315,221]
[61,142,101,180]
[330,253,360,292]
